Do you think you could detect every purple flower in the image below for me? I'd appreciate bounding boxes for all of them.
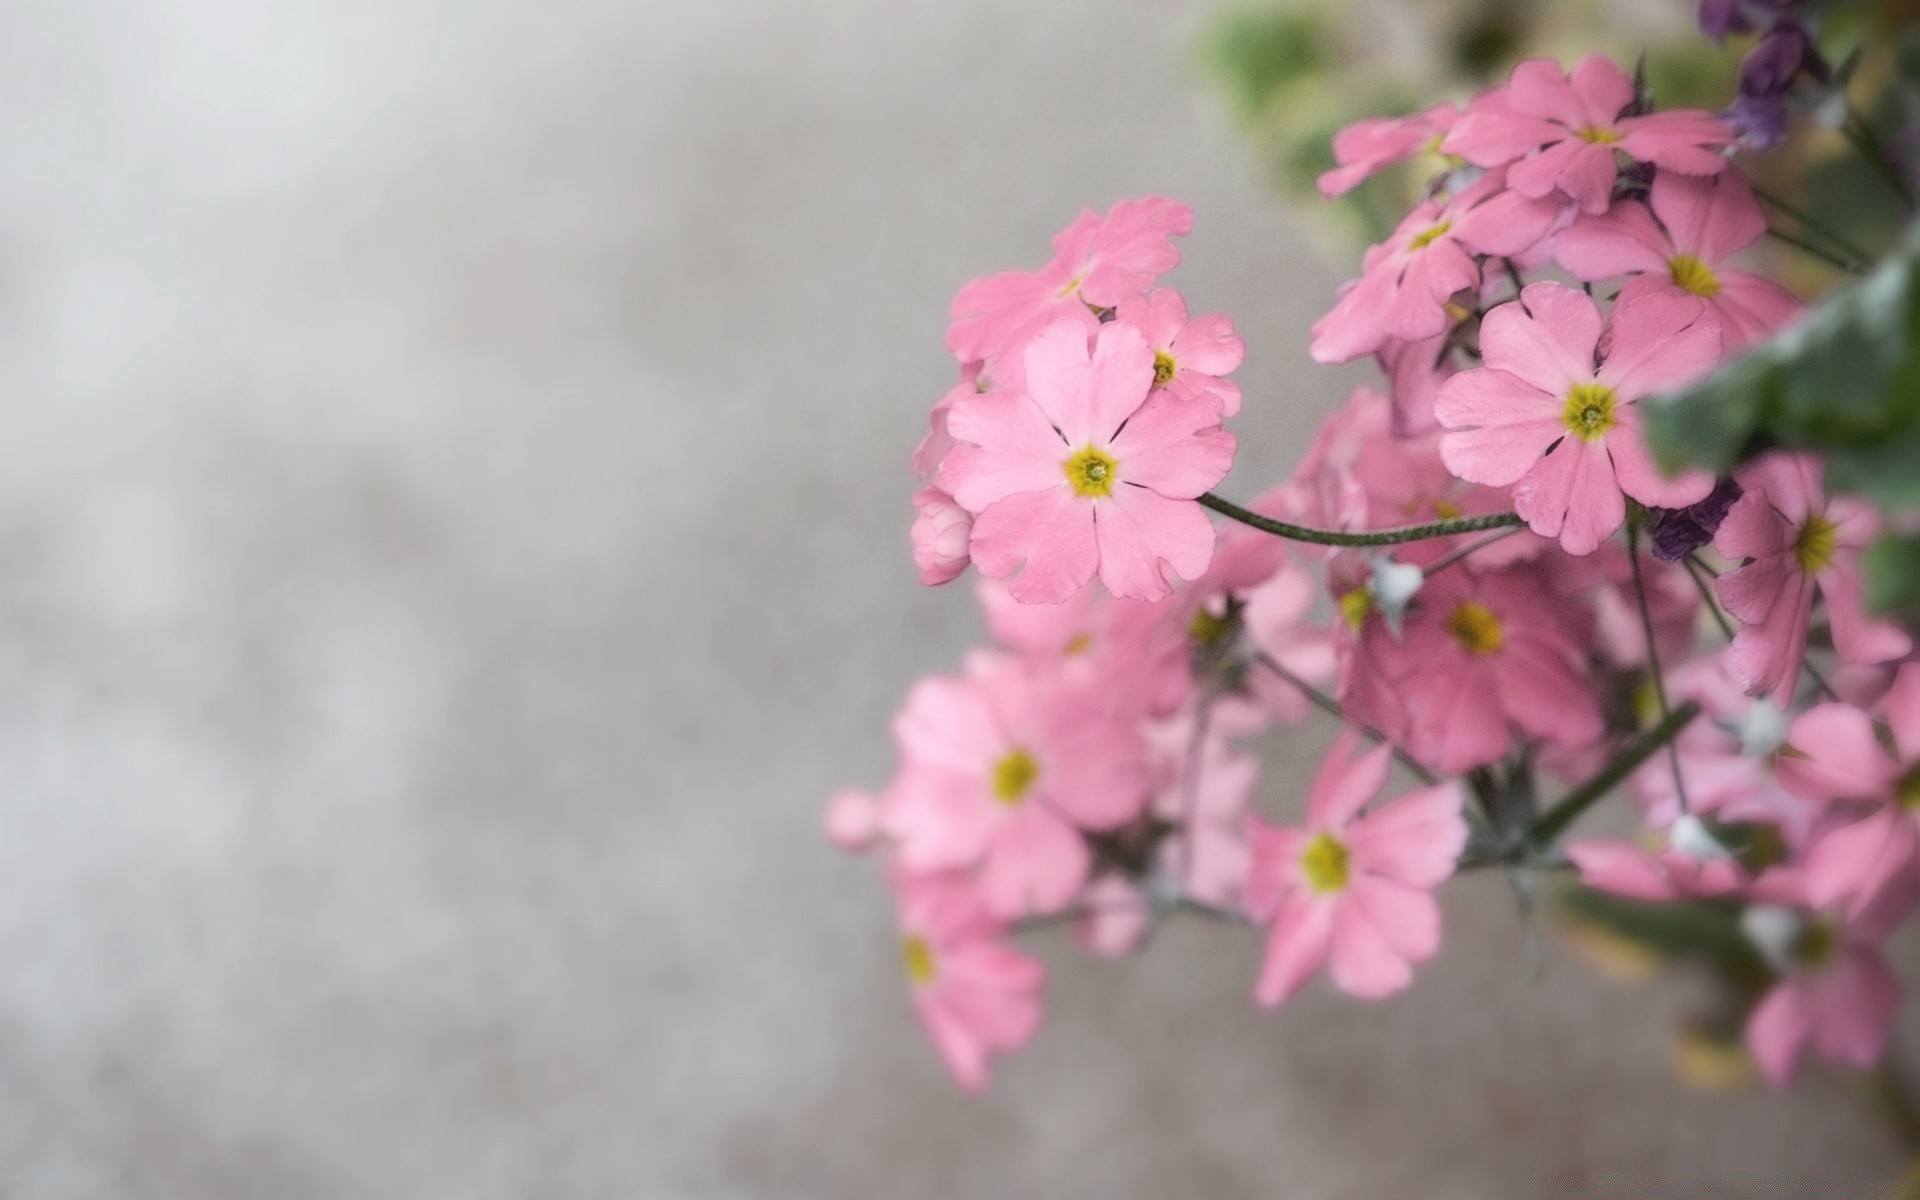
[1648,474,1744,563]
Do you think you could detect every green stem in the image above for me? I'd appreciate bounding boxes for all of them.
[1846,107,1916,212]
[1753,184,1878,267]
[1252,653,1440,786]
[1199,493,1523,546]
[1628,524,1690,815]
[1767,227,1869,275]
[1527,700,1702,847]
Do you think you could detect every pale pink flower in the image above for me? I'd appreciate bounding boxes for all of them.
[1245,737,1468,1004]
[1443,56,1734,214]
[886,653,1149,917]
[1326,552,1422,744]
[974,578,1174,719]
[1318,103,1462,197]
[1784,665,1920,917]
[824,787,883,853]
[946,196,1192,367]
[1554,170,1800,351]
[911,487,973,586]
[1716,453,1911,705]
[1146,710,1264,908]
[893,872,1045,1092]
[1115,288,1246,415]
[1435,281,1720,554]
[1074,875,1151,958]
[1310,170,1562,364]
[940,320,1235,604]
[1394,564,1603,772]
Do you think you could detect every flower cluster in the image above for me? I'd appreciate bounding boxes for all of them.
[837,52,1919,1096]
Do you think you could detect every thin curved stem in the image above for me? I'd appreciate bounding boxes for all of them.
[1200,492,1523,546]
[1628,525,1690,815]
[1767,227,1869,275]
[1253,652,1440,786]
[1424,526,1526,576]
[1527,700,1703,847]
[1754,184,1878,267]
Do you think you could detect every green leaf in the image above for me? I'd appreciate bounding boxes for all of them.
[1556,887,1770,984]
[1866,533,1920,619]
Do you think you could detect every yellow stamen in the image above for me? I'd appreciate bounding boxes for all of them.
[1577,126,1622,144]
[1057,272,1085,297]
[1448,602,1504,655]
[1189,606,1233,647]
[1899,768,1920,811]
[1433,498,1463,520]
[1561,381,1617,442]
[902,935,937,985]
[1064,445,1119,498]
[1300,832,1352,893]
[1408,219,1454,251]
[1668,254,1720,298]
[1793,918,1839,970]
[1339,587,1374,631]
[991,748,1040,805]
[1062,632,1093,657]
[1152,349,1177,388]
[1794,514,1837,574]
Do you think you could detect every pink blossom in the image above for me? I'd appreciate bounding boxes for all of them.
[1146,711,1264,908]
[1395,564,1604,772]
[946,196,1192,367]
[1784,665,1920,917]
[893,872,1045,1092]
[1554,170,1801,351]
[940,320,1236,604]
[1241,554,1339,726]
[1245,737,1468,1004]
[1074,875,1151,958]
[1435,281,1720,555]
[825,787,883,853]
[1310,170,1562,364]
[1566,835,1745,901]
[1444,56,1734,214]
[1326,552,1421,744]
[1115,288,1246,415]
[911,487,973,586]
[1716,453,1911,706]
[885,653,1149,917]
[1319,103,1461,198]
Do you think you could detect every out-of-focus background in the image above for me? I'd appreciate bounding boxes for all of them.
[0,1,1904,1195]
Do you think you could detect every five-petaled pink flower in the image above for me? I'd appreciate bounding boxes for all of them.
[1318,103,1461,198]
[1115,288,1247,415]
[1716,453,1911,706]
[1435,281,1720,555]
[1787,664,1920,918]
[940,320,1236,604]
[1310,170,1562,364]
[885,653,1149,917]
[1555,169,1801,351]
[1245,736,1468,1004]
[947,196,1193,368]
[893,872,1046,1092]
[1444,56,1734,214]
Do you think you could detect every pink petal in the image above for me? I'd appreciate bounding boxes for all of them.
[1598,292,1722,401]
[968,485,1098,605]
[1568,54,1634,127]
[1778,703,1902,801]
[1806,809,1920,917]
[1348,783,1467,888]
[1513,438,1626,555]
[940,390,1071,513]
[1107,391,1234,498]
[977,806,1090,917]
[1254,892,1334,1006]
[1485,284,1603,395]
[1821,558,1914,667]
[1306,737,1393,829]
[1747,982,1814,1087]
[1654,169,1764,263]
[1553,201,1671,280]
[1888,664,1920,762]
[1605,415,1716,508]
[1327,892,1417,999]
[1092,486,1216,601]
[1811,948,1901,1069]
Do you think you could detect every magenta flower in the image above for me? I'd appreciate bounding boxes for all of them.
[1114,288,1246,415]
[885,654,1149,917]
[940,320,1236,604]
[1716,453,1911,706]
[1394,564,1603,773]
[1310,170,1562,364]
[892,872,1045,1092]
[1435,281,1720,555]
[910,486,973,586]
[1318,102,1461,198]
[1245,737,1467,1004]
[946,196,1192,368]
[1786,665,1920,918]
[1443,56,1735,214]
[1555,170,1801,350]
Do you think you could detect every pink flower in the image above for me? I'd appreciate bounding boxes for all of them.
[1114,288,1246,415]
[1435,281,1720,554]
[911,487,973,586]
[1716,453,1911,706]
[1785,665,1920,917]
[1310,170,1562,364]
[1444,56,1734,214]
[1245,737,1468,1004]
[886,654,1149,917]
[1318,103,1461,198]
[1146,710,1264,908]
[1241,554,1339,725]
[893,872,1045,1092]
[1394,564,1604,772]
[1074,875,1151,959]
[1554,169,1799,351]
[1741,886,1906,1087]
[940,321,1236,604]
[946,196,1192,367]
[824,787,883,853]
[1566,835,1745,901]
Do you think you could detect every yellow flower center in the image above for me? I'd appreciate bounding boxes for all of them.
[1062,632,1093,657]
[1407,219,1454,251]
[1561,381,1617,442]
[1300,832,1352,893]
[991,747,1040,805]
[1576,126,1622,144]
[1339,586,1374,631]
[1057,272,1085,297]
[1668,254,1720,298]
[1899,768,1920,811]
[1189,606,1234,647]
[1433,498,1463,520]
[902,934,937,985]
[1794,514,1837,574]
[1442,300,1472,323]
[1064,445,1118,498]
[1152,349,1177,387]
[1448,601,1504,655]
[1792,918,1839,971]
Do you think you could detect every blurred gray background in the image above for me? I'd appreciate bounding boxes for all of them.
[0,0,1900,1195]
